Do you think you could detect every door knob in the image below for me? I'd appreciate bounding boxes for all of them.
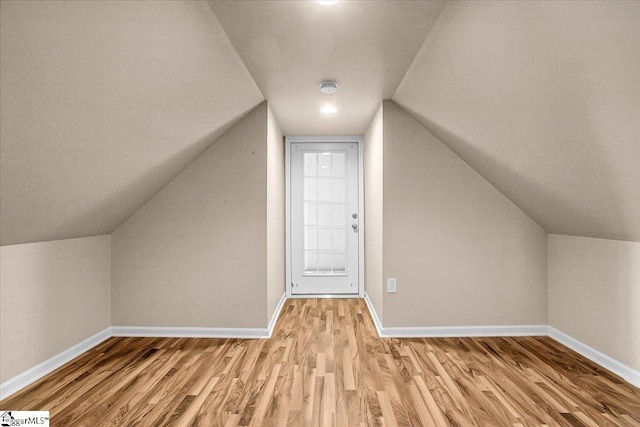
[352,223,358,232]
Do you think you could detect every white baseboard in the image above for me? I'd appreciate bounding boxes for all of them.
[113,293,288,340]
[364,292,546,338]
[267,293,287,338]
[288,294,359,299]
[363,292,384,337]
[0,327,112,401]
[379,324,549,338]
[548,326,640,388]
[111,326,271,339]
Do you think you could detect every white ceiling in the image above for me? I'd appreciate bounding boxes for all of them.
[394,1,640,242]
[0,0,263,245]
[208,0,445,135]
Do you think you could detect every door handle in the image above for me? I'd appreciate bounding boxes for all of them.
[352,223,358,233]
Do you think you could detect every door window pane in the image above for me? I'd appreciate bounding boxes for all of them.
[304,203,317,226]
[305,251,317,271]
[332,229,345,251]
[304,177,317,200]
[318,229,332,250]
[318,204,332,226]
[318,153,332,177]
[304,153,317,176]
[318,254,332,271]
[318,178,331,201]
[304,229,317,250]
[333,205,344,226]
[332,179,345,202]
[332,254,346,272]
[332,153,345,177]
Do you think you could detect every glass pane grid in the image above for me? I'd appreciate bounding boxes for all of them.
[302,151,348,276]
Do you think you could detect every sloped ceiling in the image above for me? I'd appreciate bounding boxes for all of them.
[394,1,640,242]
[2,0,638,245]
[0,0,263,245]
[208,0,445,135]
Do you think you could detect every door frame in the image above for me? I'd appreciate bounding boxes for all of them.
[285,136,364,299]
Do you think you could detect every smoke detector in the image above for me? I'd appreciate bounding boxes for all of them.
[320,81,338,94]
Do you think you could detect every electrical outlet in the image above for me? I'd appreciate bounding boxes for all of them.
[387,278,397,293]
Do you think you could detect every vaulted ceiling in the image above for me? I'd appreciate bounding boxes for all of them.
[394,1,640,242]
[1,0,639,245]
[0,0,263,245]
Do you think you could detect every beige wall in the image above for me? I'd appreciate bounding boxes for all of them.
[363,104,384,322]
[266,105,285,320]
[0,236,111,382]
[112,103,269,328]
[548,235,640,372]
[382,101,547,327]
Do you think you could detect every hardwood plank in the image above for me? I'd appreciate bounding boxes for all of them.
[1,298,638,426]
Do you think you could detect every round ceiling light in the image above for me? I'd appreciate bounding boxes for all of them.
[315,0,339,5]
[320,81,338,94]
[320,104,338,114]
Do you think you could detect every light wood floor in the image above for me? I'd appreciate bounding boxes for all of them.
[1,299,639,426]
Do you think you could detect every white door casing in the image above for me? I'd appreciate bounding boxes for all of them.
[286,137,363,297]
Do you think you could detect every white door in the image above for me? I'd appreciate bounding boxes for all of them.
[290,141,359,295]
